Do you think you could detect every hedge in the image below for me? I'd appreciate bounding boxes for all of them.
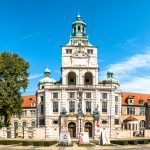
[0,140,57,146]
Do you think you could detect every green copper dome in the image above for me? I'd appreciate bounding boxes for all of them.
[72,13,87,37]
[102,69,119,84]
[39,68,56,84]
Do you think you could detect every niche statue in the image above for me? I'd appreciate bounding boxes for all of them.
[77,90,84,117]
[93,105,100,119]
[60,107,67,116]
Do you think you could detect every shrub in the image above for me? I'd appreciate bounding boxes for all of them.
[138,140,148,144]
[33,141,44,146]
[21,141,33,146]
[128,140,138,145]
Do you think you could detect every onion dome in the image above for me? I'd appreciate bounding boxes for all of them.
[39,68,56,84]
[102,69,119,84]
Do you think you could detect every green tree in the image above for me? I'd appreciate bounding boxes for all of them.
[0,51,29,127]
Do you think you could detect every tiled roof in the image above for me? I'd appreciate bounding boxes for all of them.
[22,95,36,108]
[123,116,138,122]
[122,92,150,105]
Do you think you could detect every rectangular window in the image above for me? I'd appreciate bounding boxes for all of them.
[87,49,93,54]
[41,96,44,102]
[41,104,44,114]
[22,111,27,118]
[139,108,145,115]
[102,102,107,113]
[127,108,135,115]
[41,96,44,114]
[115,105,118,115]
[53,92,58,99]
[85,92,91,99]
[115,96,118,102]
[114,119,119,125]
[86,102,91,113]
[53,102,58,113]
[69,92,75,99]
[30,110,36,117]
[66,49,72,54]
[69,101,75,112]
[102,93,108,99]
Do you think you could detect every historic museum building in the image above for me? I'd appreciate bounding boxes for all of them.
[36,14,122,139]
[8,14,150,140]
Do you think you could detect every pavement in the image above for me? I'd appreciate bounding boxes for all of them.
[0,143,150,150]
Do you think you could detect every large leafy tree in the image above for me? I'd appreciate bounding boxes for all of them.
[0,51,29,127]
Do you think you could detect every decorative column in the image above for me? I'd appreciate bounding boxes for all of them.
[77,90,84,138]
[23,127,28,139]
[60,108,68,132]
[93,105,100,138]
[10,127,14,138]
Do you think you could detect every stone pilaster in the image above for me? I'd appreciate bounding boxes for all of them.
[77,117,84,137]
[11,128,14,138]
[23,127,28,139]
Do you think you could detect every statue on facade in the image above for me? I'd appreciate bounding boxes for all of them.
[93,105,100,119]
[60,107,67,116]
[77,90,84,117]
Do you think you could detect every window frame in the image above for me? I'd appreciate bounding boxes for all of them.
[53,102,59,113]
[86,102,91,113]
[102,102,107,113]
[69,101,75,112]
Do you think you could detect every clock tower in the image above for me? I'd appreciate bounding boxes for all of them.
[61,14,99,86]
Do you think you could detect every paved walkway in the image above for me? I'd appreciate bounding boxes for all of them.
[0,144,150,150]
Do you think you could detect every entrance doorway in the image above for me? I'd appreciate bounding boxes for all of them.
[68,122,76,138]
[85,122,92,137]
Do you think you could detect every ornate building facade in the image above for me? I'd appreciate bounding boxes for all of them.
[36,14,122,139]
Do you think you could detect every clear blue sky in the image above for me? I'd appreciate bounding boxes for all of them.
[0,0,150,94]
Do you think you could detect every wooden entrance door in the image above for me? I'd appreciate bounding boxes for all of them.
[85,122,92,137]
[68,122,76,138]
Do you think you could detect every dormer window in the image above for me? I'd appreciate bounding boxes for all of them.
[31,102,35,107]
[139,99,144,105]
[128,99,134,105]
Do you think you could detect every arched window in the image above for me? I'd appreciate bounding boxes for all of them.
[84,72,93,85]
[14,122,18,130]
[31,121,36,128]
[68,72,76,85]
[74,27,76,33]
[22,122,26,128]
[78,26,80,31]
[139,120,146,128]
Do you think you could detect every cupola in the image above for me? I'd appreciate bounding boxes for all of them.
[39,68,56,84]
[102,69,119,84]
[72,13,87,37]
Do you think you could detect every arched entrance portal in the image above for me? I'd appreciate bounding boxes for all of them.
[68,122,76,138]
[85,122,92,137]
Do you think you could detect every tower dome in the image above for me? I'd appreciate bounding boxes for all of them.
[39,68,56,84]
[102,69,119,84]
[72,13,86,37]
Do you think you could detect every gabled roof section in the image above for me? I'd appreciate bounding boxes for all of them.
[22,95,36,108]
[123,116,138,122]
[122,92,150,105]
